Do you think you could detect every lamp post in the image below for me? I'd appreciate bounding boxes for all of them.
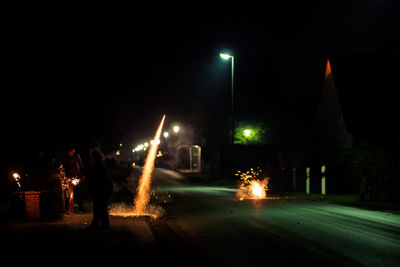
[220,53,235,146]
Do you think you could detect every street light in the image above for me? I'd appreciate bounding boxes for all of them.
[220,53,231,60]
[220,52,235,146]
[173,125,180,133]
[243,129,251,137]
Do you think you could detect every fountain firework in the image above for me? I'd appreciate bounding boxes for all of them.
[133,115,166,215]
[110,115,166,218]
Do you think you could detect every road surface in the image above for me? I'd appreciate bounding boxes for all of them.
[6,181,400,266]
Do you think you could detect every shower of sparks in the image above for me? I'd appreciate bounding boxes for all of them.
[236,167,270,200]
[134,115,165,215]
[110,115,166,218]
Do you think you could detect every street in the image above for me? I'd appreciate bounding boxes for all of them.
[5,3,398,266]
[6,177,400,266]
[155,186,400,266]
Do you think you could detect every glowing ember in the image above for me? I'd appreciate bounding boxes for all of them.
[236,168,269,200]
[110,115,166,218]
[110,203,163,219]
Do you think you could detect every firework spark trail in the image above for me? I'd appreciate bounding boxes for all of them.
[133,115,166,215]
[236,168,270,200]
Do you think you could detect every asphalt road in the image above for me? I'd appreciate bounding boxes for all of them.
[6,177,400,266]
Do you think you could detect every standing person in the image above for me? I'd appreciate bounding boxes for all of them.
[63,148,86,212]
[86,150,113,229]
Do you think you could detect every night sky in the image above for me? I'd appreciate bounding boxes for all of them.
[5,2,398,159]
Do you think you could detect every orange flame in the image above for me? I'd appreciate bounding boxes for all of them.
[325,60,332,78]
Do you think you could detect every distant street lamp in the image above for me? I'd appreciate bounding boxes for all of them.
[173,125,180,133]
[163,131,169,138]
[220,52,235,146]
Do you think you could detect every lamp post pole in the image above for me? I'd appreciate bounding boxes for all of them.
[220,53,235,146]
[230,56,235,146]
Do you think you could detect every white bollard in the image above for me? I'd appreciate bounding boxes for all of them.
[321,165,326,195]
[306,167,310,194]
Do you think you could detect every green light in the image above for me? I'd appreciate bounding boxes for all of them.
[234,121,268,144]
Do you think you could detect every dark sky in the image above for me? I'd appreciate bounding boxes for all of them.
[5,2,398,155]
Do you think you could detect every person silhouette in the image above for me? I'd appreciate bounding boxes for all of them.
[86,150,113,229]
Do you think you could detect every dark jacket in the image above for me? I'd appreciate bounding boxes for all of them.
[86,162,113,197]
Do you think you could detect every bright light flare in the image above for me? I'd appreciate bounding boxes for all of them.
[236,168,269,200]
[71,178,80,186]
[220,53,232,60]
[150,139,160,146]
[12,172,22,188]
[12,172,21,180]
[243,129,251,137]
[249,180,267,198]
[173,125,180,133]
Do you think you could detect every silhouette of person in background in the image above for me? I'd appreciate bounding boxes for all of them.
[62,148,86,213]
[86,150,113,229]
